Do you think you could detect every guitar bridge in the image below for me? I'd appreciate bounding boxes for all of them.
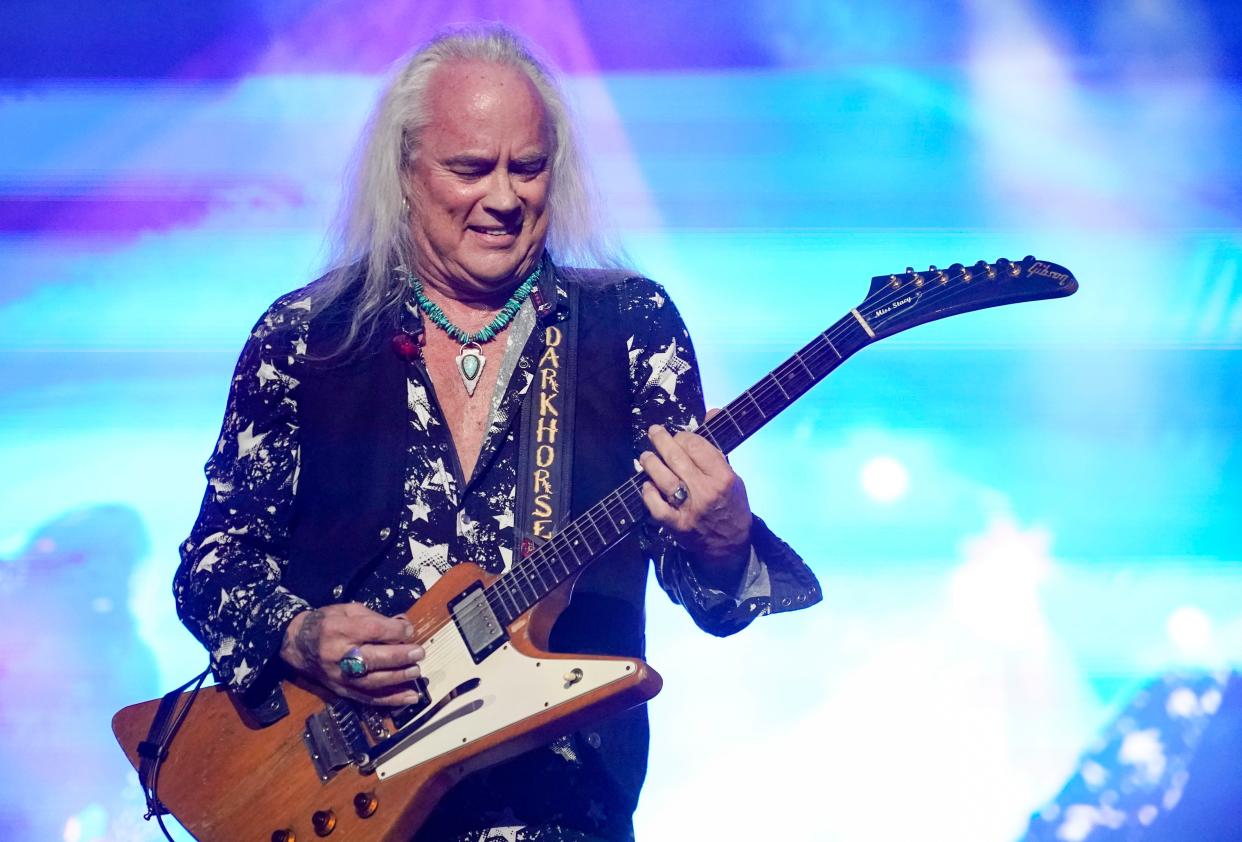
[302,700,371,782]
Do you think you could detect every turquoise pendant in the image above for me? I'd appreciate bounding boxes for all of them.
[456,342,486,396]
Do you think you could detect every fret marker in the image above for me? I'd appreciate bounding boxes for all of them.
[850,308,877,339]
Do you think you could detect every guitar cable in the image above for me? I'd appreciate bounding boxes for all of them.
[137,662,211,841]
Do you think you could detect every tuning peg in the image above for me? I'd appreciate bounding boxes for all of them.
[984,260,998,279]
[995,257,1019,277]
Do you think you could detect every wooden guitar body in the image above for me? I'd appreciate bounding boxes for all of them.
[112,562,663,841]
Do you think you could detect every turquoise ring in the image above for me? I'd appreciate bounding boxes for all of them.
[669,484,689,507]
[338,647,368,679]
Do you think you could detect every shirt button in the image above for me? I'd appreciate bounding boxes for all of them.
[332,584,344,599]
[379,527,391,540]
[586,732,601,749]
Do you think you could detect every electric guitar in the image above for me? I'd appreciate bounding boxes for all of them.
[113,256,1078,841]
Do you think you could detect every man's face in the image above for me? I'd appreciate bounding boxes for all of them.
[407,60,552,297]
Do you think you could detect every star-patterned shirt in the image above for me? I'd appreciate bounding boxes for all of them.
[174,269,807,697]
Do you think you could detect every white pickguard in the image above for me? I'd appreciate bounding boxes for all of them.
[374,626,635,780]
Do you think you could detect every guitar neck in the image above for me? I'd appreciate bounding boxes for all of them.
[483,310,874,626]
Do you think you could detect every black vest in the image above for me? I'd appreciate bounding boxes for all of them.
[286,267,653,836]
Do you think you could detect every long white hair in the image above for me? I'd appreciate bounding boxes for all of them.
[314,23,622,356]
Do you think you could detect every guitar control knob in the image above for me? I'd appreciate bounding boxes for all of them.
[312,810,336,836]
[272,831,296,842]
[354,791,379,818]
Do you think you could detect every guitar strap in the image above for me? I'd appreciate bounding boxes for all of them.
[135,665,210,825]
[514,274,580,559]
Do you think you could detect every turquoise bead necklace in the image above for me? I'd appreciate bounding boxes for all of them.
[407,262,542,396]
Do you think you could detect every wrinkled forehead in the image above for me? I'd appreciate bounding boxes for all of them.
[418,59,553,153]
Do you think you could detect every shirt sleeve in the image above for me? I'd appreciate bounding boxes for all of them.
[620,278,822,637]
[172,289,315,694]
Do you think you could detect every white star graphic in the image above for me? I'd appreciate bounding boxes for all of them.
[217,587,231,615]
[195,548,220,574]
[407,496,431,522]
[196,531,227,551]
[289,296,312,311]
[422,457,455,495]
[493,510,515,530]
[294,336,308,357]
[407,381,436,430]
[237,422,268,459]
[232,658,253,686]
[406,538,450,571]
[498,545,513,573]
[627,336,642,370]
[644,340,690,399]
[404,539,450,589]
[256,360,280,386]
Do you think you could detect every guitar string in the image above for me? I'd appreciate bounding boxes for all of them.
[481,261,1007,608]
[400,259,1063,679]
[398,264,1002,680]
[401,266,1001,683]
[399,263,1007,680]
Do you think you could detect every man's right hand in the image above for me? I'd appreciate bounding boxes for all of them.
[280,603,425,706]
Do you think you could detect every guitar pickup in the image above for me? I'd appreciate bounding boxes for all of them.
[448,582,507,663]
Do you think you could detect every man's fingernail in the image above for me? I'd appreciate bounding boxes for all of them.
[404,690,422,703]
[409,646,424,661]
[402,622,414,638]
[406,665,421,679]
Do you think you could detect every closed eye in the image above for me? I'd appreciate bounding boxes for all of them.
[510,156,548,177]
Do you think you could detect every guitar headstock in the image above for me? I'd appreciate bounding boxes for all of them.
[856,256,1077,339]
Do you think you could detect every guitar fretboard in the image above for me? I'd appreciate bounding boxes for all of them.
[483,311,873,626]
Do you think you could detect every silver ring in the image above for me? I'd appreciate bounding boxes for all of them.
[338,646,368,679]
[669,483,689,507]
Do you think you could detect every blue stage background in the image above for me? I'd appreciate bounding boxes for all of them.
[1,2,1239,840]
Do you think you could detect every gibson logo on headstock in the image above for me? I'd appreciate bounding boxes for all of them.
[1029,262,1071,283]
[874,295,913,319]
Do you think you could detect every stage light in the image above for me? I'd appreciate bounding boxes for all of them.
[859,454,910,503]
[1166,605,1213,656]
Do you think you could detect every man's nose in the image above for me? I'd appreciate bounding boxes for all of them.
[483,170,521,216]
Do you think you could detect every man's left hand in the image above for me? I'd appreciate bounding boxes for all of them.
[639,410,753,587]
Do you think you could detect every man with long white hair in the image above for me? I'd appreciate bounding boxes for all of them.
[174,24,819,840]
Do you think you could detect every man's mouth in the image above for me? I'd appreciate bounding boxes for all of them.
[468,225,518,237]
